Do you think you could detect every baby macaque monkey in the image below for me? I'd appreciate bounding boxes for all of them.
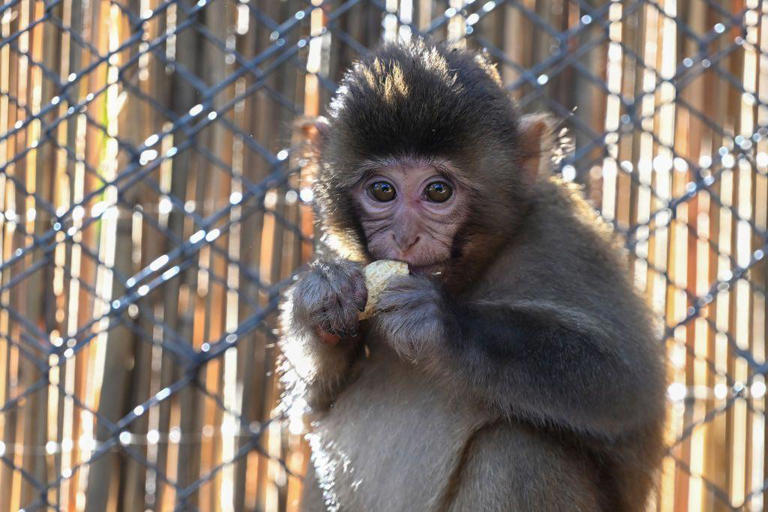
[279,40,666,512]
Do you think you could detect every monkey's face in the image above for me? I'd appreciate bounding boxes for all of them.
[353,158,468,276]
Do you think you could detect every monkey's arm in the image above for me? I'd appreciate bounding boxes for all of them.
[278,302,359,411]
[445,302,663,438]
[372,277,664,439]
[278,260,367,411]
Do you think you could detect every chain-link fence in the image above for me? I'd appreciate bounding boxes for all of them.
[1,0,766,510]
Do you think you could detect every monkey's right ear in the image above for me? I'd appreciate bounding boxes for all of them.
[293,116,331,155]
[312,116,331,145]
[518,113,554,186]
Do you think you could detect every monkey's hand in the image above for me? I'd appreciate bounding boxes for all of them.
[279,260,367,411]
[369,275,446,362]
[291,260,368,341]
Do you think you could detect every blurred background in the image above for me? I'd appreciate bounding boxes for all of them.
[0,0,765,510]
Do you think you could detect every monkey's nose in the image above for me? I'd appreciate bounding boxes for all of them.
[393,233,420,251]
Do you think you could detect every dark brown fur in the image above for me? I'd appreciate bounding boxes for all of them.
[279,40,666,512]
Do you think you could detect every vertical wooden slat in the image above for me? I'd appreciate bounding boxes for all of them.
[232,0,269,507]
[84,0,142,508]
[756,6,768,512]
[167,1,208,506]
[117,0,162,509]
[17,0,59,504]
[682,1,708,509]
[0,0,16,506]
[573,0,608,188]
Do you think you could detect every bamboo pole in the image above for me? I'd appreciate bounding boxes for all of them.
[117,0,160,509]
[0,2,15,505]
[572,0,607,188]
[756,6,768,512]
[232,1,269,507]
[84,1,144,508]
[166,3,209,506]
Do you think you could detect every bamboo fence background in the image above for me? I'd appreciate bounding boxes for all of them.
[0,0,766,510]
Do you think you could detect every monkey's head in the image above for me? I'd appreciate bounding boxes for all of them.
[310,40,551,290]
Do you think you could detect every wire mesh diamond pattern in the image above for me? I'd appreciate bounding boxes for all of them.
[1,0,767,510]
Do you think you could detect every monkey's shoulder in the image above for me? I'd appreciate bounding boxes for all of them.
[479,178,621,287]
[476,176,652,330]
[530,177,619,251]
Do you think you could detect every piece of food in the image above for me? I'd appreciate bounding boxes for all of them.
[359,260,409,320]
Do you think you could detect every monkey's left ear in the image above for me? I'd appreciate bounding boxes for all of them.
[518,113,554,186]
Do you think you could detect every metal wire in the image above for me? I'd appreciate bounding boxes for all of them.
[1,0,767,510]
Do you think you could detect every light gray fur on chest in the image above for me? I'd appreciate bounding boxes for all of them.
[306,346,488,512]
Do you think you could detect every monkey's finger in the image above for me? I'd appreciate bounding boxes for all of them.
[350,274,368,312]
[385,274,427,292]
[328,266,363,298]
[292,272,336,317]
[317,298,360,339]
[338,299,362,334]
[373,288,408,313]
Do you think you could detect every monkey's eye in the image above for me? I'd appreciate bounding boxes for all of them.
[368,181,396,202]
[424,181,453,203]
